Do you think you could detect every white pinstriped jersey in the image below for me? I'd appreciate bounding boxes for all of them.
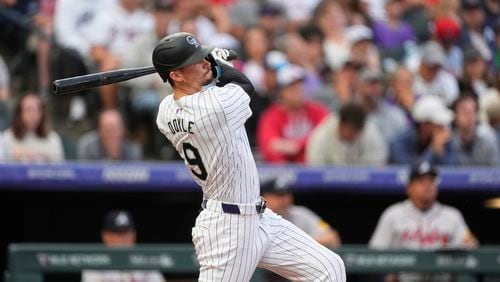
[157,83,260,204]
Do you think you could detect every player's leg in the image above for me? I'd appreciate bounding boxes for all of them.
[257,210,346,282]
[192,209,265,282]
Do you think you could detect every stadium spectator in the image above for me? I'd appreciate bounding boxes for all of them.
[53,0,115,121]
[76,109,142,161]
[413,41,459,106]
[256,2,286,39]
[433,17,463,78]
[241,26,273,146]
[82,210,166,282]
[257,64,329,163]
[355,68,408,141]
[270,0,321,31]
[401,0,432,42]
[459,47,491,97]
[486,98,500,153]
[389,95,456,165]
[459,0,495,62]
[312,0,350,71]
[345,24,381,72]
[2,93,64,162]
[0,54,10,131]
[306,102,387,165]
[120,1,174,158]
[388,66,415,123]
[275,32,323,95]
[86,0,154,109]
[261,177,341,248]
[369,162,478,281]
[330,58,363,109]
[371,0,416,63]
[450,94,500,166]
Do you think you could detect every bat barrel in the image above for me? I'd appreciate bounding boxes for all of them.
[52,66,157,95]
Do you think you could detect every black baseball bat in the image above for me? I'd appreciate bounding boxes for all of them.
[52,50,238,95]
[53,66,157,95]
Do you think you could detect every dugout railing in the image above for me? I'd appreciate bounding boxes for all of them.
[5,244,500,282]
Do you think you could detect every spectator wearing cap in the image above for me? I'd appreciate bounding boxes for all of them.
[459,0,495,62]
[82,210,166,282]
[413,41,459,106]
[371,0,416,62]
[256,2,286,39]
[450,94,500,166]
[433,17,463,78]
[459,47,492,97]
[355,67,409,141]
[389,95,456,165]
[345,24,381,72]
[257,64,329,163]
[261,177,341,248]
[369,162,478,282]
[306,102,387,165]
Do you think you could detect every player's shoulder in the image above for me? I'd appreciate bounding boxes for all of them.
[382,201,408,217]
[435,202,463,218]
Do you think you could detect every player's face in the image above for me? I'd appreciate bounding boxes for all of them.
[101,230,137,247]
[263,193,293,215]
[407,175,438,210]
[178,59,213,88]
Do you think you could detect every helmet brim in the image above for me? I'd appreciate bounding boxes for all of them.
[172,45,214,71]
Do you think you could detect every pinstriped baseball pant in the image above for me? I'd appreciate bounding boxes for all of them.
[192,208,346,282]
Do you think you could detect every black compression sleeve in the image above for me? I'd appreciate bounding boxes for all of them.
[216,63,255,96]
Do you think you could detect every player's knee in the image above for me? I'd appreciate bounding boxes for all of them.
[321,252,346,281]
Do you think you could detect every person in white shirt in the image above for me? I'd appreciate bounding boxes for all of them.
[2,93,64,163]
[86,0,154,109]
[370,162,478,281]
[413,41,459,106]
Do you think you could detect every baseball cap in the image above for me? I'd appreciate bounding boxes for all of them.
[264,50,289,71]
[276,64,306,89]
[345,25,373,44]
[412,95,454,126]
[434,17,461,42]
[420,41,446,66]
[409,162,438,182]
[261,177,292,195]
[103,210,135,233]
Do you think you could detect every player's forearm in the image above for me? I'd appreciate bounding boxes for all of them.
[216,64,255,96]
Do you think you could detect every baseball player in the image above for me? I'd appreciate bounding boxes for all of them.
[153,32,345,281]
[369,162,478,281]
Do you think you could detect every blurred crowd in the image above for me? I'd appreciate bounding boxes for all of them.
[0,0,499,165]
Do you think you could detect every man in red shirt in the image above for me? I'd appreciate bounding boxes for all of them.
[257,64,329,163]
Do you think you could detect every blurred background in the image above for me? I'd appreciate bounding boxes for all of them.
[0,0,499,281]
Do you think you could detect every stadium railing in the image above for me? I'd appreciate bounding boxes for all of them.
[6,243,500,282]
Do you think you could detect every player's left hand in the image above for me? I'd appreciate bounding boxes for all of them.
[210,48,234,67]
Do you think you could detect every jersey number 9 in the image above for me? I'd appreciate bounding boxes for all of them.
[182,143,208,181]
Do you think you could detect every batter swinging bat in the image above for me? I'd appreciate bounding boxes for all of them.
[52,50,238,95]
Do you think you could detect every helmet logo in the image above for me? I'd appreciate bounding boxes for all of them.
[186,36,200,48]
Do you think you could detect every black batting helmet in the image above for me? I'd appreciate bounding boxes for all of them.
[152,32,214,82]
